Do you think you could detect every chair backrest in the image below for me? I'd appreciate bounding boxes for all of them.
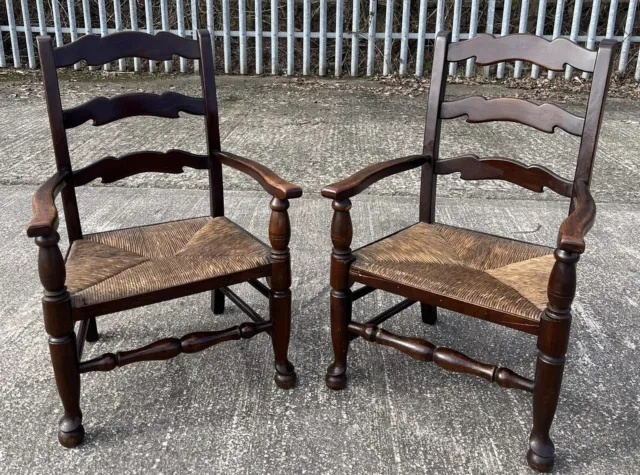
[37,30,222,242]
[420,32,617,223]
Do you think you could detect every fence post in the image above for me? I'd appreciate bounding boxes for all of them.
[366,0,377,76]
[582,0,602,79]
[383,0,395,75]
[303,0,311,75]
[548,0,565,79]
[415,0,428,77]
[514,0,530,78]
[496,0,512,78]
[483,0,496,77]
[619,0,638,74]
[320,0,328,76]
[255,0,263,75]
[5,0,20,68]
[531,0,548,78]
[465,0,479,78]
[20,0,36,68]
[287,0,294,75]
[271,0,278,74]
[565,0,584,80]
[350,0,360,77]
[335,0,344,77]
[399,0,411,76]
[449,0,462,76]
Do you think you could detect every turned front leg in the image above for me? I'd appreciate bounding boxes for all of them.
[528,249,578,472]
[325,199,354,390]
[37,233,84,448]
[269,197,296,389]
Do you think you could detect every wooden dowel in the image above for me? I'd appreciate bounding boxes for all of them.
[220,287,265,323]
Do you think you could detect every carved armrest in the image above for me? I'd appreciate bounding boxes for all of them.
[321,155,429,200]
[26,171,69,238]
[215,151,303,200]
[556,180,596,254]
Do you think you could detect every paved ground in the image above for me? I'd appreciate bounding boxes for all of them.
[0,76,639,474]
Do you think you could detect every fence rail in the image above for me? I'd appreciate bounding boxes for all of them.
[1,0,640,79]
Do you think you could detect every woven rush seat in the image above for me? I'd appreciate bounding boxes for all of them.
[351,222,556,321]
[65,217,271,308]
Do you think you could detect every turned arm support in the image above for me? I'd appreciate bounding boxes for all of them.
[556,180,596,254]
[215,150,303,200]
[321,154,429,200]
[26,170,69,238]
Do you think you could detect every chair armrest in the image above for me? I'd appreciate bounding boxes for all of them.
[557,180,596,254]
[321,155,429,200]
[215,151,303,200]
[26,171,69,238]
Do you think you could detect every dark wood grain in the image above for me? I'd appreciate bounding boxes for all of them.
[52,31,201,67]
[72,149,209,186]
[440,97,585,136]
[63,92,205,129]
[216,151,303,199]
[27,171,68,238]
[435,154,573,197]
[447,33,598,72]
[348,322,534,392]
[321,155,428,200]
[557,180,596,253]
[79,321,272,373]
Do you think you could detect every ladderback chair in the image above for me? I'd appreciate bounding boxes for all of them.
[28,30,301,448]
[322,32,616,471]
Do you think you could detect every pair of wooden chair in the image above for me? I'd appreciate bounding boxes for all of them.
[27,30,616,472]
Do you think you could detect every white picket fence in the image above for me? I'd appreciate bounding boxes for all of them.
[1,0,640,79]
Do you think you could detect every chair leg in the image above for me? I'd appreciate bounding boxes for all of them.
[270,288,296,389]
[37,233,84,447]
[268,197,296,389]
[48,328,84,447]
[325,199,354,390]
[421,303,437,325]
[528,250,576,472]
[85,317,99,342]
[325,288,352,389]
[211,289,225,314]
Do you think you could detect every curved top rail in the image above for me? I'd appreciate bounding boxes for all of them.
[52,31,201,68]
[447,34,598,72]
[440,96,585,137]
[62,92,205,129]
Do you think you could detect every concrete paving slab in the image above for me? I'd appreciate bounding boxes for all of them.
[1,186,638,474]
[1,75,639,203]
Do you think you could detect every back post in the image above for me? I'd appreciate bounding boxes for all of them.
[419,31,450,223]
[37,36,83,241]
[197,29,224,218]
[573,39,617,211]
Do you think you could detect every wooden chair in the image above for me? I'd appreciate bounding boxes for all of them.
[27,30,301,448]
[322,32,616,471]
